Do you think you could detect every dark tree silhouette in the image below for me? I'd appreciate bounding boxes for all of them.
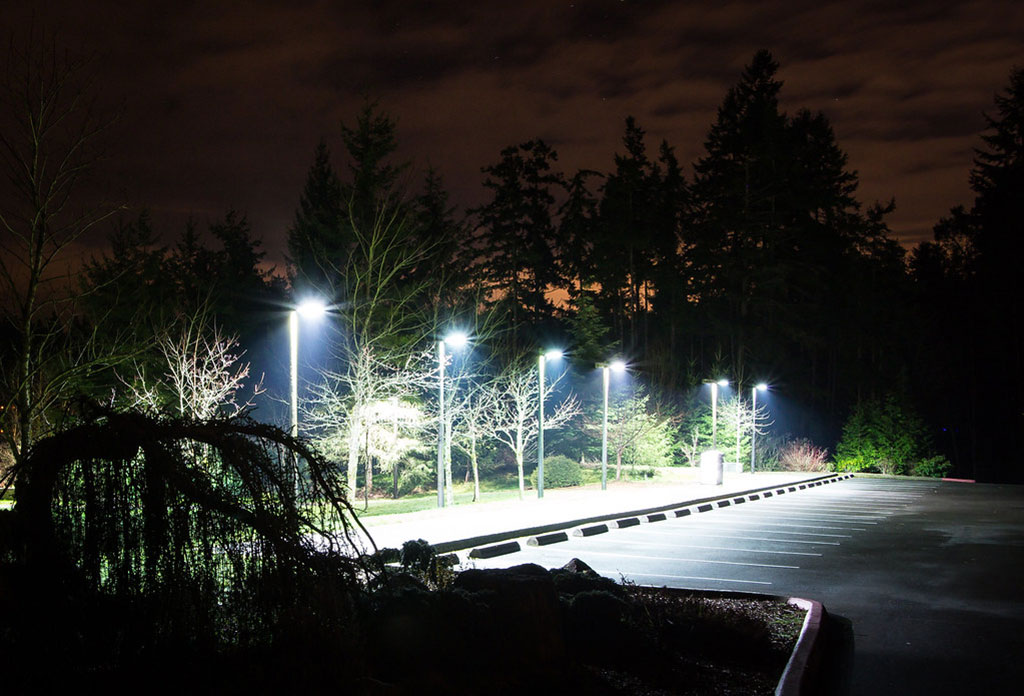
[287,139,344,297]
[912,65,1024,480]
[472,139,565,337]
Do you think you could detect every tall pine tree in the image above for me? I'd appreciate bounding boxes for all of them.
[287,139,344,297]
[471,139,565,339]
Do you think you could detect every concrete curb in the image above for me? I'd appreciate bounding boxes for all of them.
[776,597,826,696]
[466,541,520,559]
[457,473,851,558]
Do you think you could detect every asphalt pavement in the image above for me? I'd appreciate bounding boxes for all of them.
[352,470,823,553]
[354,473,1024,695]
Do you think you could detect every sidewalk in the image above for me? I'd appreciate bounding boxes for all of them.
[352,471,828,554]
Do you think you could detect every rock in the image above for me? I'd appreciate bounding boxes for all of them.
[453,564,566,665]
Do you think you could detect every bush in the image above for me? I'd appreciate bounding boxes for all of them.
[397,459,434,496]
[835,393,929,475]
[530,455,583,489]
[908,455,952,478]
[777,439,830,472]
[625,466,656,480]
[834,454,876,473]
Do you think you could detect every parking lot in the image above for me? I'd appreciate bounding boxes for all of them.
[464,476,1024,695]
[464,476,936,591]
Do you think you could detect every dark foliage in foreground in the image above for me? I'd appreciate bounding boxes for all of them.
[0,411,797,694]
[0,409,381,691]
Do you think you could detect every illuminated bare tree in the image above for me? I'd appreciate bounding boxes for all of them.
[598,386,676,480]
[300,194,440,496]
[719,394,774,470]
[120,314,262,420]
[489,360,580,499]
[306,344,433,496]
[451,377,500,502]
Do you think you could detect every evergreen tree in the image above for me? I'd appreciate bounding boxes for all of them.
[409,167,472,309]
[287,139,343,297]
[912,66,1024,481]
[471,139,565,337]
[558,169,602,292]
[340,100,409,234]
[689,50,907,432]
[647,140,690,388]
[592,117,661,351]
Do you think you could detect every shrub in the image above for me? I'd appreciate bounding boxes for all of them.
[530,455,583,488]
[834,454,876,473]
[777,439,830,472]
[908,455,952,478]
[397,459,434,496]
[835,393,929,475]
[625,466,656,480]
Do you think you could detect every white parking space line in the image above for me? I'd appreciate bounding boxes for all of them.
[677,521,854,537]
[590,538,822,557]
[746,501,891,513]
[636,529,841,545]
[597,570,774,586]
[716,513,876,528]
[770,499,905,511]
[763,499,903,509]
[556,548,799,569]
[753,506,894,518]
[710,513,872,529]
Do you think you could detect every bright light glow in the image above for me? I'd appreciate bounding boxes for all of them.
[756,382,769,391]
[717,378,729,387]
[610,360,627,373]
[444,331,469,348]
[543,349,564,361]
[296,299,327,320]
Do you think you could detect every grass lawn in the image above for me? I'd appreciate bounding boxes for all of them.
[351,465,701,518]
[350,482,525,517]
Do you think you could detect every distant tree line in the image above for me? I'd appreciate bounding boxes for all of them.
[3,46,1022,483]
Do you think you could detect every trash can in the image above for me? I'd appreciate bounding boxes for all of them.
[700,450,724,485]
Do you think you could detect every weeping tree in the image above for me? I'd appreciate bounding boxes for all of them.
[1,407,379,683]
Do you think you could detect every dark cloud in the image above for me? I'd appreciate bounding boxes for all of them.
[5,0,1023,257]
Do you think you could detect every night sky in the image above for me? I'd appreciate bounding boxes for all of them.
[9,0,1023,265]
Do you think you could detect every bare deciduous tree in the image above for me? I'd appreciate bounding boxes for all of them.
[451,377,500,502]
[489,359,580,499]
[598,386,676,480]
[0,31,125,466]
[120,313,262,420]
[718,395,774,469]
[306,344,434,496]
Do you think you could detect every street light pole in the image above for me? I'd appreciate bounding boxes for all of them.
[736,383,742,468]
[751,383,768,473]
[601,364,609,491]
[289,311,300,442]
[601,360,626,491]
[437,338,446,508]
[437,331,468,508]
[289,299,327,491]
[537,349,563,499]
[710,378,728,449]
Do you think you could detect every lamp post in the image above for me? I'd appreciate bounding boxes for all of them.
[709,378,728,449]
[290,299,327,440]
[290,299,326,491]
[751,383,768,473]
[600,360,627,491]
[437,331,468,508]
[537,349,563,499]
